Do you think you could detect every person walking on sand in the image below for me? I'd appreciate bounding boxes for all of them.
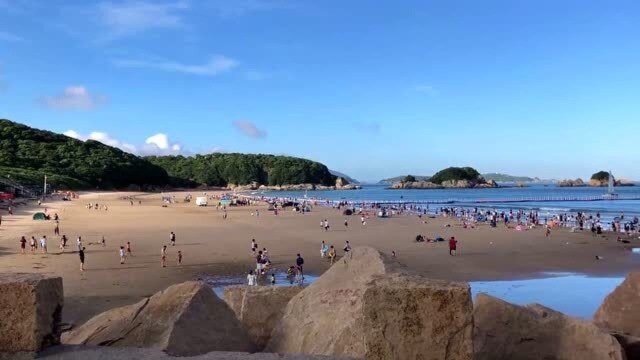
[126,241,132,256]
[101,236,106,247]
[119,246,126,264]
[449,237,457,256]
[328,246,337,265]
[546,226,552,238]
[296,253,305,278]
[344,219,348,228]
[161,245,167,267]
[61,235,68,249]
[40,236,48,254]
[343,240,351,254]
[79,247,85,272]
[54,223,60,236]
[76,236,83,252]
[177,250,182,265]
[170,232,176,246]
[30,236,37,253]
[20,236,27,254]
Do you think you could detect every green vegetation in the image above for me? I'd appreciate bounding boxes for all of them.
[591,171,610,181]
[0,119,168,189]
[146,154,335,187]
[482,173,535,182]
[430,167,482,184]
[403,175,417,182]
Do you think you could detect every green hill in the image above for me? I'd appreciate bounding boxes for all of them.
[0,119,342,191]
[482,173,536,182]
[0,119,168,189]
[430,167,481,184]
[146,154,335,187]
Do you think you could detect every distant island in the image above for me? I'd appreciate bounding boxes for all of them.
[481,173,538,183]
[389,167,498,189]
[0,119,357,191]
[329,170,360,185]
[378,175,430,185]
[558,171,634,187]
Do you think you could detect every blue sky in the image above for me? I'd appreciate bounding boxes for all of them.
[1,0,639,182]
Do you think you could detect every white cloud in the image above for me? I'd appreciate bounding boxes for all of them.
[0,31,24,42]
[414,84,437,95]
[41,86,107,110]
[113,55,238,76]
[64,130,183,156]
[98,0,189,37]
[232,120,267,139]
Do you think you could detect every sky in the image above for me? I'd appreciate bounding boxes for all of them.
[1,0,639,182]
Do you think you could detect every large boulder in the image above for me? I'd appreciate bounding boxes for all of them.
[0,273,63,352]
[62,281,255,356]
[224,285,304,350]
[474,293,624,360]
[594,272,640,337]
[266,247,473,360]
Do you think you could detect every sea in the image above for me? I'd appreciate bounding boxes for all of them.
[261,184,640,223]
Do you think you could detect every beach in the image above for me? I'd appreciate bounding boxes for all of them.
[0,190,638,325]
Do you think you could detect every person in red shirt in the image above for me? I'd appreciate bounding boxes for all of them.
[449,237,457,256]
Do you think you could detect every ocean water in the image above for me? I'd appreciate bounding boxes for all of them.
[262,184,640,220]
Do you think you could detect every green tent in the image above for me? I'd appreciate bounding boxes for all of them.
[32,212,46,221]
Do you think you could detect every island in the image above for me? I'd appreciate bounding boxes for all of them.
[389,167,498,189]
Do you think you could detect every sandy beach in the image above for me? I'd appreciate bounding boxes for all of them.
[0,191,638,325]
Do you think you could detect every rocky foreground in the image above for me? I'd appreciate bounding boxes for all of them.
[2,247,640,359]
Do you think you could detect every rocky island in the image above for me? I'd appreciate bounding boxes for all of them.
[557,172,635,187]
[390,167,498,189]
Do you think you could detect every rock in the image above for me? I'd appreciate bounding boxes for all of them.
[611,333,640,360]
[36,345,353,360]
[0,273,63,352]
[594,272,640,337]
[558,178,586,187]
[62,281,255,356]
[335,177,349,188]
[224,285,304,350]
[266,247,473,359]
[474,293,625,360]
[389,180,443,189]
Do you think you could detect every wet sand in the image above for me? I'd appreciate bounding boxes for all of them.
[0,191,638,325]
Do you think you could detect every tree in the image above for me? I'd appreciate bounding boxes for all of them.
[403,175,417,182]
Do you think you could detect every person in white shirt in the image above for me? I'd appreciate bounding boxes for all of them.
[247,270,257,286]
[119,246,126,264]
[77,236,83,252]
[40,236,47,254]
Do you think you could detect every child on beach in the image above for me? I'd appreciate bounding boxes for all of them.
[170,232,176,246]
[161,246,167,267]
[320,241,328,258]
[126,241,132,256]
[30,236,37,253]
[247,270,257,286]
[251,239,258,255]
[328,246,337,265]
[449,237,457,256]
[79,247,85,272]
[20,236,26,254]
[119,246,126,264]
[40,236,48,254]
[177,251,182,265]
[343,240,351,253]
